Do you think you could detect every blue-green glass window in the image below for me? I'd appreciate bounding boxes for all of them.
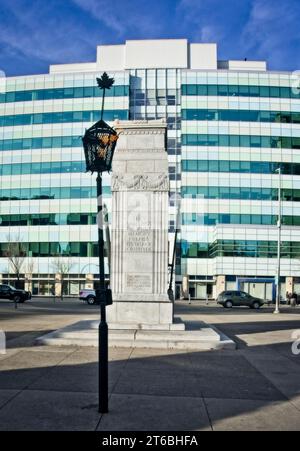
[230,161,240,172]
[293,138,300,149]
[61,162,71,172]
[219,161,230,172]
[252,188,262,200]
[228,85,239,96]
[262,188,272,200]
[52,137,62,148]
[33,114,43,124]
[230,187,240,199]
[187,160,198,171]
[198,85,208,95]
[80,243,88,256]
[240,161,251,172]
[260,86,270,97]
[21,163,31,174]
[69,242,80,256]
[262,215,273,225]
[218,186,230,199]
[208,134,218,146]
[186,85,197,95]
[249,86,260,97]
[49,243,59,254]
[251,215,262,225]
[61,187,70,198]
[182,135,300,149]
[62,137,72,147]
[51,162,61,173]
[11,189,20,199]
[40,187,51,198]
[207,85,218,96]
[218,85,228,96]
[2,165,11,176]
[198,187,208,198]
[40,243,49,256]
[294,190,300,202]
[198,160,208,171]
[208,160,218,172]
[32,163,41,174]
[250,136,261,147]
[181,84,300,99]
[41,162,51,174]
[270,87,280,98]
[219,135,229,146]
[70,187,81,198]
[240,136,250,147]
[198,135,209,145]
[209,187,218,199]
[186,134,198,145]
[239,86,249,96]
[281,87,290,98]
[240,187,250,199]
[30,242,39,257]
[231,214,240,224]
[42,137,52,148]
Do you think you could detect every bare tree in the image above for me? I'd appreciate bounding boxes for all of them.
[26,258,35,275]
[51,258,74,300]
[25,258,36,292]
[5,234,26,288]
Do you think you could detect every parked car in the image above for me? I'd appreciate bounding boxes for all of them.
[0,284,31,303]
[79,289,97,305]
[217,291,264,309]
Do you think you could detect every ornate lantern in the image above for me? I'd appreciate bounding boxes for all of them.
[82,72,119,174]
[82,119,118,173]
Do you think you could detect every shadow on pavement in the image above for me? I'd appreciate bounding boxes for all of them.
[0,340,300,431]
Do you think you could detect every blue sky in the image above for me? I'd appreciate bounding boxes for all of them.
[0,0,299,76]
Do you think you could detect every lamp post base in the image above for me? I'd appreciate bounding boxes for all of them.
[99,314,108,414]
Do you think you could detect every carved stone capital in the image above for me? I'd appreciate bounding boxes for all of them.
[112,174,169,192]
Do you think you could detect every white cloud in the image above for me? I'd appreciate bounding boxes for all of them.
[70,0,163,37]
[0,0,100,65]
[71,0,126,34]
[241,0,300,68]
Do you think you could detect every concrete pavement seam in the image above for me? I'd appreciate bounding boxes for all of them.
[0,389,25,413]
[22,347,79,392]
[202,396,214,431]
[241,351,291,404]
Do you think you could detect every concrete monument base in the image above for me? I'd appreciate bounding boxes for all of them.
[105,301,179,330]
[36,320,236,351]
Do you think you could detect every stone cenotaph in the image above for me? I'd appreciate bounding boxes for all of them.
[107,120,177,329]
[36,120,234,349]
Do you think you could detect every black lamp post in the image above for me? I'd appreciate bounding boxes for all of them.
[82,72,119,414]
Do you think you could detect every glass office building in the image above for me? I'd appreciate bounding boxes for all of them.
[1,39,300,299]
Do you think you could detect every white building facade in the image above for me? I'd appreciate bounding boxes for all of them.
[1,39,300,299]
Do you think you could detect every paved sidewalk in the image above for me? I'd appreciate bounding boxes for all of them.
[0,299,300,431]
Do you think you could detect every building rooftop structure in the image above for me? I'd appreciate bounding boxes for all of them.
[49,39,267,74]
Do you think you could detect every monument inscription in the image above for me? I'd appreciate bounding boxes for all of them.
[126,230,153,253]
[126,274,152,291]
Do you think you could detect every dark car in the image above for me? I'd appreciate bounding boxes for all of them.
[0,284,31,303]
[217,290,264,309]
